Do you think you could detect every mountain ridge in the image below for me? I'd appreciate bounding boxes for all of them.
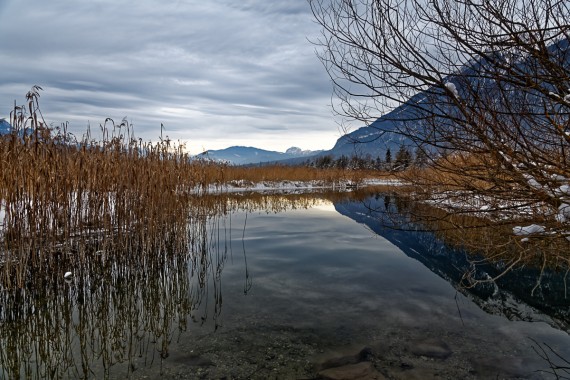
[0,119,11,135]
[195,145,323,165]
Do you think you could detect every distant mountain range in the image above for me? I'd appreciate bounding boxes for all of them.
[212,37,570,166]
[195,58,446,166]
[0,119,11,134]
[195,146,323,165]
[197,102,420,165]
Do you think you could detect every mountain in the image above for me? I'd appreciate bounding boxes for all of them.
[324,109,415,159]
[0,119,11,135]
[311,38,570,162]
[195,146,322,165]
[272,98,425,166]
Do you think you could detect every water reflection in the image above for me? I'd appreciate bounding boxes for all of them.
[334,193,570,333]
[0,219,203,378]
[1,190,569,378]
[0,191,345,379]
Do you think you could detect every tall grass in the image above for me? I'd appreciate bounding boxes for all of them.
[0,87,208,288]
[0,87,394,289]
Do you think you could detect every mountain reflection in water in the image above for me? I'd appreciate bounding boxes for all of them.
[0,191,569,379]
[335,194,570,333]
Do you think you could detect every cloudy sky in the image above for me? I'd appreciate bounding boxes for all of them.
[0,0,346,154]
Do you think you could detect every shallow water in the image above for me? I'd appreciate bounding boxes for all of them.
[2,192,570,379]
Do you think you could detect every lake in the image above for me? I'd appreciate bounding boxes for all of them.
[1,191,569,379]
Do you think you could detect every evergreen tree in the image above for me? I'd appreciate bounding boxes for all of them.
[414,147,430,168]
[394,145,412,171]
[383,148,392,171]
[375,156,383,170]
[335,155,349,169]
[314,155,333,168]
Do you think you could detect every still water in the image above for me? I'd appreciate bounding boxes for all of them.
[1,192,570,379]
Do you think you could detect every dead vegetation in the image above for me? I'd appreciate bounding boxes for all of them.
[0,179,371,379]
[388,172,570,288]
[0,87,391,289]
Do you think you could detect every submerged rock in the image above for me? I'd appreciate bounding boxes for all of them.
[319,347,375,370]
[317,347,385,380]
[409,339,452,360]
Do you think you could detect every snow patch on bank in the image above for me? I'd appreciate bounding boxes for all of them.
[191,178,403,195]
[424,190,570,240]
[513,224,546,236]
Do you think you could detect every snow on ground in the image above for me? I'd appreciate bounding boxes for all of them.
[192,178,404,195]
[0,200,4,230]
[496,151,570,237]
[513,224,546,236]
[425,191,541,219]
[424,190,570,240]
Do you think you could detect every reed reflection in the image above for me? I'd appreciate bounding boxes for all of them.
[1,219,199,378]
[0,190,359,379]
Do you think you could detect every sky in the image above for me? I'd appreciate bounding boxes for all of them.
[0,0,347,154]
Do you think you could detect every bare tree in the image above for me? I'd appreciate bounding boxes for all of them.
[310,0,570,246]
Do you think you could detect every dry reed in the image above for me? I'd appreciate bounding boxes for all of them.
[0,87,392,289]
[0,172,372,379]
[0,87,207,289]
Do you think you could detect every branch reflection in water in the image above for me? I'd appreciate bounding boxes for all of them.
[344,193,570,331]
[4,188,569,378]
[0,190,354,379]
[338,192,570,377]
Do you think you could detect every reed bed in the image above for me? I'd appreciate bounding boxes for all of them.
[209,164,388,187]
[0,207,218,379]
[385,191,570,289]
[0,183,371,379]
[0,88,208,289]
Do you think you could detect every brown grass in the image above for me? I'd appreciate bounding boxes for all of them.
[194,162,395,189]
[392,191,570,288]
[0,87,393,289]
[389,153,570,283]
[0,88,211,288]
[398,152,506,193]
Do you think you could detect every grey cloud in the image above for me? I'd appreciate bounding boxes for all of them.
[0,0,338,152]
